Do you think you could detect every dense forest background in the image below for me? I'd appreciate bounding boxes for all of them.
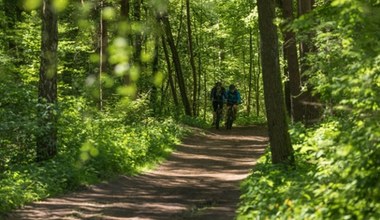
[0,0,379,218]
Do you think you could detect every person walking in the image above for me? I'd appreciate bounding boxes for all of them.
[225,84,241,121]
[210,82,226,126]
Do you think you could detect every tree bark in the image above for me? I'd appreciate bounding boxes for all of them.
[120,0,130,18]
[186,0,198,116]
[150,36,159,115]
[280,0,303,122]
[36,0,58,162]
[247,27,253,115]
[197,0,206,120]
[257,0,294,165]
[120,0,133,86]
[298,0,322,124]
[98,0,108,110]
[256,30,261,118]
[133,0,142,65]
[298,0,312,73]
[175,0,185,48]
[160,12,192,116]
[162,37,179,107]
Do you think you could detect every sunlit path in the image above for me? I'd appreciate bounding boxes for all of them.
[6,126,267,220]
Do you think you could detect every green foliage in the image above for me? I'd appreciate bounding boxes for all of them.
[0,96,185,214]
[239,1,380,218]
[238,121,380,219]
[0,59,37,171]
[179,115,209,129]
[235,113,266,126]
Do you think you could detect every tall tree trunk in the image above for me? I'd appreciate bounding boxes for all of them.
[36,0,58,162]
[298,0,322,124]
[162,37,179,108]
[247,27,253,115]
[120,0,130,18]
[98,0,108,110]
[120,0,133,86]
[197,37,202,117]
[133,0,142,65]
[197,0,206,120]
[280,0,303,122]
[257,0,294,165]
[202,50,207,120]
[160,13,192,116]
[298,0,312,74]
[186,0,198,116]
[255,30,261,118]
[150,36,159,115]
[175,0,185,48]
[195,26,202,118]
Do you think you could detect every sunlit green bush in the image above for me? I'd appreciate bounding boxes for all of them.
[179,115,209,129]
[238,121,380,219]
[0,96,185,214]
[0,71,37,171]
[235,113,266,126]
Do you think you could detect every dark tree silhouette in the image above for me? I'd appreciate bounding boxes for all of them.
[257,0,295,165]
[159,12,192,116]
[36,0,58,161]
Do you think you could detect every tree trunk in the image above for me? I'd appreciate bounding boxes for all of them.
[120,0,130,18]
[298,0,322,124]
[255,29,261,118]
[197,0,206,120]
[298,0,312,74]
[186,0,198,116]
[195,27,203,118]
[98,0,108,110]
[162,37,179,107]
[280,0,303,122]
[36,0,58,162]
[176,0,185,48]
[120,0,133,86]
[133,0,142,65]
[247,27,253,115]
[257,0,295,165]
[160,13,192,116]
[150,36,159,115]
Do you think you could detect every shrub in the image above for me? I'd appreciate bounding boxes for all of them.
[0,97,185,214]
[237,121,380,219]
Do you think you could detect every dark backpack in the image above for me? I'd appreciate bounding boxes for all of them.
[226,90,238,104]
[212,87,225,101]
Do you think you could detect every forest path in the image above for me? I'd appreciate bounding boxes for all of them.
[7,126,268,220]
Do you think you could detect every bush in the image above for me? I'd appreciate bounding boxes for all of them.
[237,121,380,219]
[0,97,185,214]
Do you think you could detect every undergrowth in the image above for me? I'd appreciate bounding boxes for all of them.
[238,1,380,219]
[0,97,186,214]
[237,120,380,219]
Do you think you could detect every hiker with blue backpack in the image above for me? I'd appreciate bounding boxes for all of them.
[225,84,241,121]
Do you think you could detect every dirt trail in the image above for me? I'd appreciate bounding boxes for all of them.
[6,126,268,220]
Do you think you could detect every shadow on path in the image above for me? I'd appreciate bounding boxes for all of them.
[6,126,268,220]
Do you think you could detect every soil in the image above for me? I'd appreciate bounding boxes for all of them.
[5,126,268,220]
